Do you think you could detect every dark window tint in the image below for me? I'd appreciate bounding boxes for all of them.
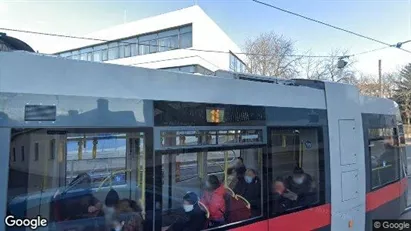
[369,128,400,189]
[269,128,324,216]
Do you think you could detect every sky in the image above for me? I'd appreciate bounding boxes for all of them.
[0,0,410,77]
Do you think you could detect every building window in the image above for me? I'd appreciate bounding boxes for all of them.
[179,25,192,48]
[56,24,193,62]
[93,46,103,62]
[102,48,108,61]
[87,52,93,61]
[80,49,88,61]
[158,29,179,52]
[139,34,154,55]
[34,143,39,161]
[71,50,80,60]
[229,52,246,73]
[161,65,213,75]
[21,146,25,162]
[369,128,400,190]
[50,139,55,160]
[108,42,119,60]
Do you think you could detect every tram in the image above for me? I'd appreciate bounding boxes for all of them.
[0,51,407,231]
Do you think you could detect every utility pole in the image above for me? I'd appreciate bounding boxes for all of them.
[379,59,382,97]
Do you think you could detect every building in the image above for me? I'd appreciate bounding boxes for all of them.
[52,5,247,75]
[0,33,34,52]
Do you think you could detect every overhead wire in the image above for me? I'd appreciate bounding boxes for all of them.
[251,0,411,55]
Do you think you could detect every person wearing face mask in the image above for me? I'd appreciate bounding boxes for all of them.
[166,192,207,231]
[242,169,261,217]
[200,175,226,228]
[285,166,315,207]
[270,178,297,215]
[103,189,120,230]
[232,163,247,196]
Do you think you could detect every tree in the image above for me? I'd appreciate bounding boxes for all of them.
[393,64,411,124]
[243,32,300,79]
[356,74,380,97]
[300,49,357,84]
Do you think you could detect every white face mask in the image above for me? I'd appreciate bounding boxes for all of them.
[105,206,116,214]
[114,226,122,231]
[293,176,304,185]
[183,204,194,212]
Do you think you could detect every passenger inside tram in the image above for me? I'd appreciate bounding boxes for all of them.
[103,188,120,229]
[285,167,316,207]
[270,177,297,214]
[165,192,207,231]
[56,172,103,221]
[114,198,144,231]
[243,169,261,217]
[232,163,247,195]
[200,175,227,228]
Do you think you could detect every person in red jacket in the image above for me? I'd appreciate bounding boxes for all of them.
[200,175,226,228]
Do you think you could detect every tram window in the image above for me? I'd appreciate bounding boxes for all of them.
[369,128,400,189]
[269,128,323,214]
[161,147,263,230]
[7,129,147,229]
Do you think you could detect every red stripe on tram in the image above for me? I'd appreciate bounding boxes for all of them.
[231,204,331,231]
[268,204,331,231]
[366,177,408,212]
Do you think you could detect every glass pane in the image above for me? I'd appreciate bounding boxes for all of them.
[93,49,102,62]
[87,52,93,61]
[369,128,400,189]
[108,42,119,60]
[180,32,192,48]
[139,41,150,55]
[118,45,125,58]
[158,29,179,38]
[149,40,157,53]
[162,147,263,230]
[71,50,80,60]
[230,54,236,71]
[179,65,195,73]
[269,128,322,215]
[179,25,192,34]
[7,129,147,231]
[102,49,108,61]
[158,35,178,52]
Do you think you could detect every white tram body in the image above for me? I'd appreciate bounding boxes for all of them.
[0,51,407,231]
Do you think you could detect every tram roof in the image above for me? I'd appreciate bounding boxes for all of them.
[0,51,399,116]
[0,51,326,110]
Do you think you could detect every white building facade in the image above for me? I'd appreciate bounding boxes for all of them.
[53,5,247,74]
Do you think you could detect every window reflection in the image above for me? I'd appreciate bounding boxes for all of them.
[369,128,400,189]
[7,129,147,231]
[56,24,193,62]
